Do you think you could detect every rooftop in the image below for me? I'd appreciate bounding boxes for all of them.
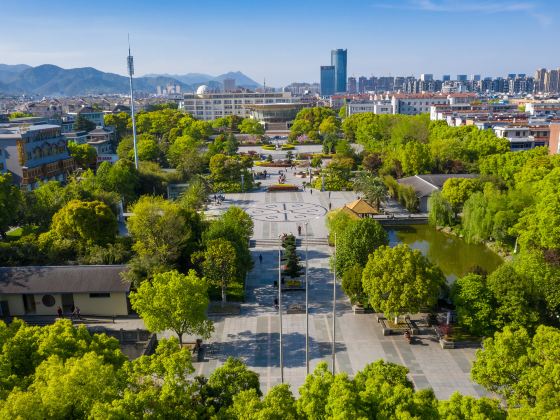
[0,265,130,294]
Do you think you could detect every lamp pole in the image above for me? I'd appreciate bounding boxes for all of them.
[332,232,337,375]
[278,238,284,383]
[127,35,139,170]
[305,221,309,374]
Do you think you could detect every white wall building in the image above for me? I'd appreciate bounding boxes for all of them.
[179,86,293,120]
[391,94,448,115]
[494,126,536,151]
[347,101,393,115]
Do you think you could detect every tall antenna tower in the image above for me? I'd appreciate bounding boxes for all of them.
[127,35,139,169]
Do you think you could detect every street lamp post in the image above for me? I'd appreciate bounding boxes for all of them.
[241,174,245,193]
[278,238,284,383]
[304,221,309,374]
[332,232,337,375]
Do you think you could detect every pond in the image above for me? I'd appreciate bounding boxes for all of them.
[387,225,503,283]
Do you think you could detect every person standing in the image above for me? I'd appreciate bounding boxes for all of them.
[259,254,263,264]
[298,225,302,236]
[57,306,63,318]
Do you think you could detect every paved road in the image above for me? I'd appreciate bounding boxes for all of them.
[194,168,487,398]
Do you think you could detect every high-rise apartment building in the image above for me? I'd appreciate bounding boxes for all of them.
[457,75,468,82]
[544,69,559,93]
[442,75,451,81]
[320,66,335,96]
[420,74,433,81]
[347,77,357,93]
[331,49,347,93]
[358,76,368,93]
[223,78,236,92]
[534,68,547,92]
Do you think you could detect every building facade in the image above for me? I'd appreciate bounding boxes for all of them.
[178,91,293,121]
[331,49,347,93]
[320,66,335,96]
[0,265,130,317]
[0,124,75,189]
[391,94,448,115]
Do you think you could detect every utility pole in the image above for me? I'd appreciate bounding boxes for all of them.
[127,35,139,170]
[278,239,284,383]
[332,232,337,375]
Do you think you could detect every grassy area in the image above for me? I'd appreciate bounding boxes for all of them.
[5,226,38,241]
[208,280,245,303]
[445,327,483,343]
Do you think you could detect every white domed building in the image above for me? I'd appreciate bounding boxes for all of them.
[196,85,210,96]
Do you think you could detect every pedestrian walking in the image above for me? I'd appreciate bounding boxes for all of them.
[310,189,313,195]
[259,254,263,264]
[328,191,331,199]
[329,202,332,210]
[57,306,63,318]
[298,225,302,236]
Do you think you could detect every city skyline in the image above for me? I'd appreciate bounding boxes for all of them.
[0,0,559,86]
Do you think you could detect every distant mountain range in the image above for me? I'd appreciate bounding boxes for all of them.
[144,70,261,89]
[0,64,260,96]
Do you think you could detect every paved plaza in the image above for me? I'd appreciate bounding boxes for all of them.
[191,164,488,399]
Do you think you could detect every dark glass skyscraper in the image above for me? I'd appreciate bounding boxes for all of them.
[331,49,347,93]
[320,66,335,96]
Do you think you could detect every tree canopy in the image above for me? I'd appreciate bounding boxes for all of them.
[130,270,213,345]
[362,244,446,317]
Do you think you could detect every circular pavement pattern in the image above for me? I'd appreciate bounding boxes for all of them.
[246,202,327,222]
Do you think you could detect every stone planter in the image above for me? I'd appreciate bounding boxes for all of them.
[439,338,455,349]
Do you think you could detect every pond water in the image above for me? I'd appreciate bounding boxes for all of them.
[387,225,503,283]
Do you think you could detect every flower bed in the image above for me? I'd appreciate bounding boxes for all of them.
[268,184,299,192]
[281,144,295,150]
[255,161,292,167]
[262,144,276,151]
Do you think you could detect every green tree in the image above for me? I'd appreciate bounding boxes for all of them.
[486,264,541,330]
[9,111,32,119]
[178,176,210,211]
[472,325,560,411]
[441,178,480,216]
[362,244,445,318]
[0,174,22,239]
[91,338,199,418]
[75,114,96,131]
[136,135,160,161]
[319,115,340,136]
[399,141,432,175]
[438,392,506,420]
[451,274,496,336]
[130,270,213,345]
[341,264,365,305]
[49,199,117,247]
[352,172,387,210]
[206,357,262,413]
[126,196,191,272]
[203,238,237,303]
[96,159,139,204]
[325,373,364,419]
[67,142,97,168]
[0,352,121,419]
[297,362,334,419]
[104,112,130,139]
[428,190,454,227]
[239,119,265,136]
[333,218,388,276]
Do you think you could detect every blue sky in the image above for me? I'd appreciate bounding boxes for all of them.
[1,0,558,86]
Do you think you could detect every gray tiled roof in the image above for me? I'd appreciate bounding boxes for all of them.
[0,265,130,294]
[398,174,478,197]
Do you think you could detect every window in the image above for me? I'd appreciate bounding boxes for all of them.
[42,294,56,307]
[89,293,110,298]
